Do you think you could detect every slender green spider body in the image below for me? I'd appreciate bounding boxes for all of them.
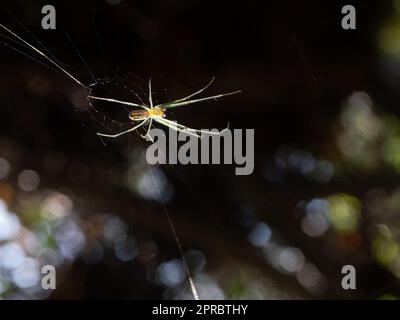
[89,78,241,139]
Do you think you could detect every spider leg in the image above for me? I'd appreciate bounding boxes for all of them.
[157,117,229,136]
[154,118,201,138]
[162,90,241,109]
[97,119,148,138]
[166,77,215,105]
[141,118,154,142]
[148,78,154,108]
[88,95,149,110]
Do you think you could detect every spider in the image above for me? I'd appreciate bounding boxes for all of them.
[88,78,241,140]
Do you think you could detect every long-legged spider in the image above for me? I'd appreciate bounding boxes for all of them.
[88,78,241,140]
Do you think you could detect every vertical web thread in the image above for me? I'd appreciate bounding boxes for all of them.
[144,155,199,300]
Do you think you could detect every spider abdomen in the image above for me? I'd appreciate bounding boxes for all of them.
[129,109,149,121]
[129,107,166,121]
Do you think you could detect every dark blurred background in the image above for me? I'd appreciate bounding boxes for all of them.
[0,0,399,299]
